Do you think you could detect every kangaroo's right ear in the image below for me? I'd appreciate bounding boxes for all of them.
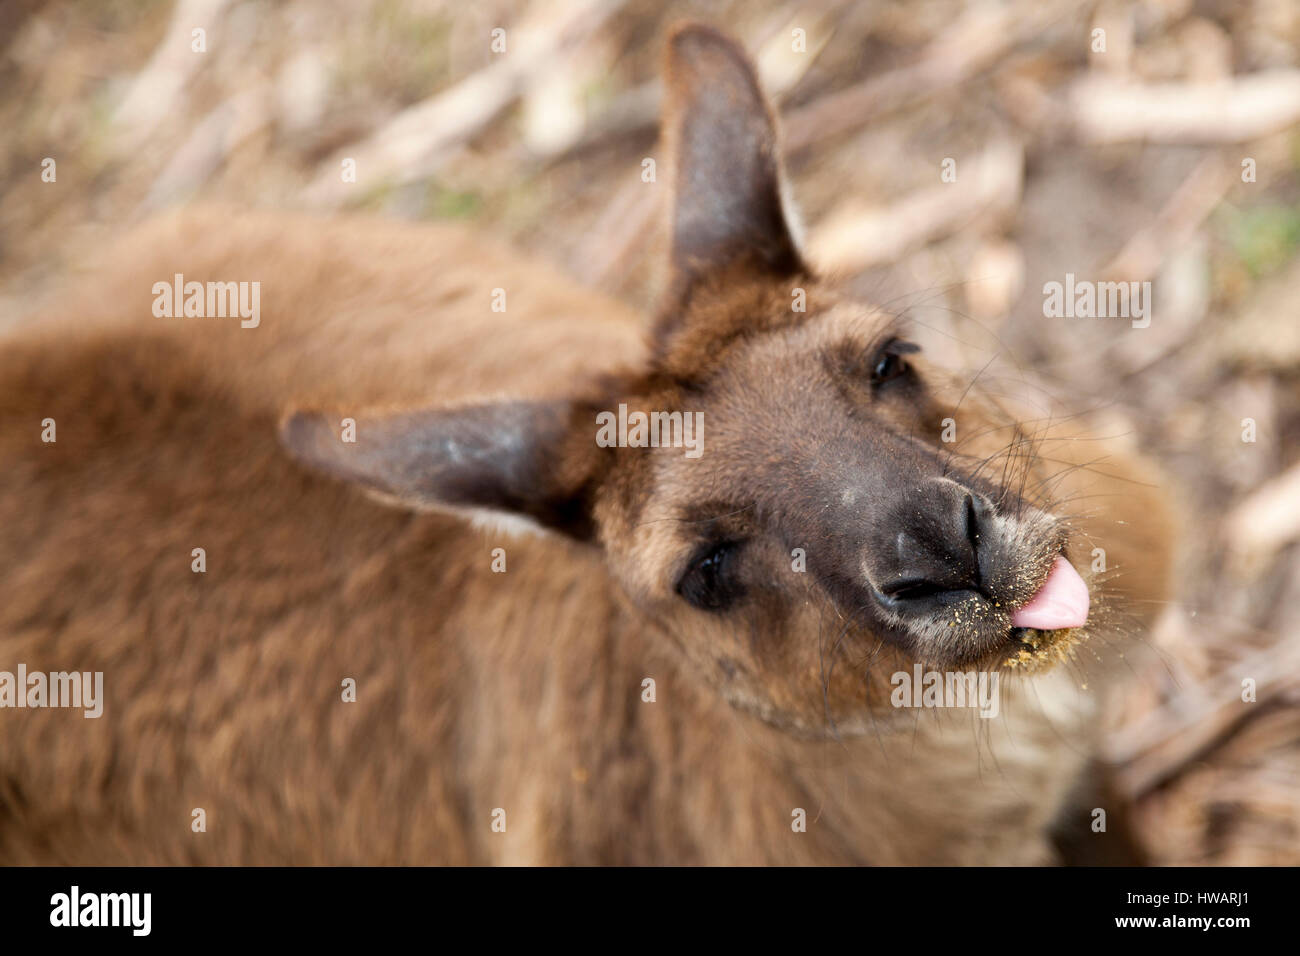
[279,399,605,541]
[661,23,805,310]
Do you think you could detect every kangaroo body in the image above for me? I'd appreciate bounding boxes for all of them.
[0,26,1173,865]
[0,209,1161,864]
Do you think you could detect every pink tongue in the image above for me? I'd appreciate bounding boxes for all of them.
[1011,556,1090,630]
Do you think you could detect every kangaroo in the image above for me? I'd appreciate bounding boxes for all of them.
[0,24,1172,865]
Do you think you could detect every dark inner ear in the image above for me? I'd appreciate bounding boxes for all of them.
[279,400,602,539]
[662,24,804,306]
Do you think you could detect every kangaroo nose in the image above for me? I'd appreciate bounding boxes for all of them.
[870,480,995,608]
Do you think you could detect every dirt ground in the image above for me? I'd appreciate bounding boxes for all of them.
[3,0,1298,864]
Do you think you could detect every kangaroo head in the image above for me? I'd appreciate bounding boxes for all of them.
[282,24,1095,736]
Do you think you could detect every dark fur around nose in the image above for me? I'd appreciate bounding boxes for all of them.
[865,478,1000,611]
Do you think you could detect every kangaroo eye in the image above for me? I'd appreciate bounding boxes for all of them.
[870,338,920,387]
[677,542,741,611]
[871,352,905,384]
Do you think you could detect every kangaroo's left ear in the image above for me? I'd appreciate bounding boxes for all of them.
[279,399,605,541]
[661,23,805,308]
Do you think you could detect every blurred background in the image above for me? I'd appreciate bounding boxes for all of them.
[2,0,1298,864]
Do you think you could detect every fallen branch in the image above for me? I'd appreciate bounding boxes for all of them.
[1071,69,1300,144]
[1225,462,1300,568]
[112,0,231,153]
[1099,152,1233,282]
[783,1,1083,155]
[806,139,1023,273]
[1108,637,1300,795]
[301,0,629,207]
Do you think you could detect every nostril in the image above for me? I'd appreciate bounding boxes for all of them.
[877,577,945,603]
[964,494,979,547]
[870,483,997,612]
[964,492,994,587]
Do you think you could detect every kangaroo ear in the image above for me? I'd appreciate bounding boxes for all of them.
[662,24,804,305]
[279,400,602,540]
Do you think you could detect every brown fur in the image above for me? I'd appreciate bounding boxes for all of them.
[0,25,1173,865]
